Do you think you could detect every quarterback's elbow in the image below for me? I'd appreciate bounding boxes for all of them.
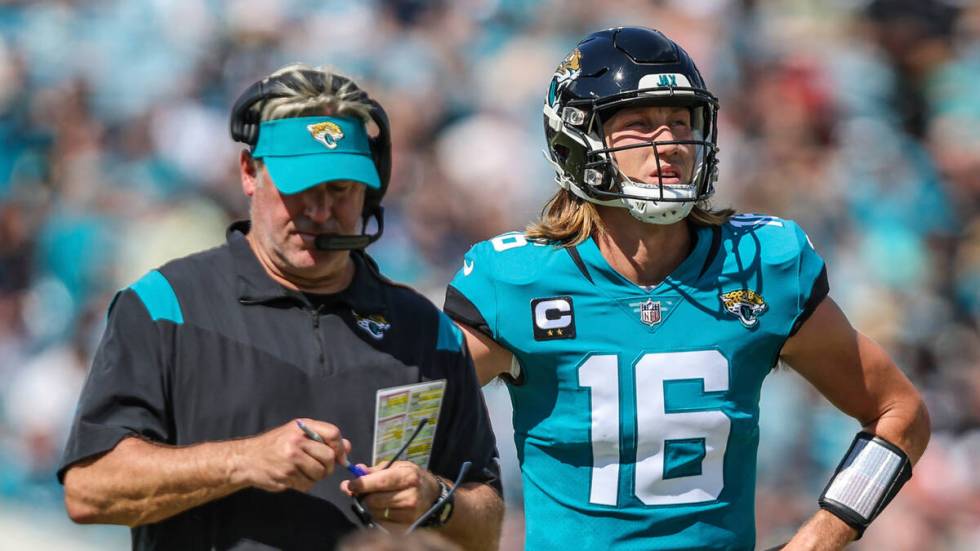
[907,392,931,462]
[873,385,932,464]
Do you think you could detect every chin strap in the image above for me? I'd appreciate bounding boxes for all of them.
[314,207,384,251]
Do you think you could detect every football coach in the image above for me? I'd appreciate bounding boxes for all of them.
[58,64,503,551]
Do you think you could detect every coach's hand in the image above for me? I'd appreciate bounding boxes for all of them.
[340,461,441,526]
[232,418,351,493]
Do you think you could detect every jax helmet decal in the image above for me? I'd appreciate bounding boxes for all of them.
[548,48,582,107]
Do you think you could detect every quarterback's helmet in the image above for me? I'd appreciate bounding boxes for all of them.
[543,26,719,224]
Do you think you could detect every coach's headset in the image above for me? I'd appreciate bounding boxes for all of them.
[229,69,391,251]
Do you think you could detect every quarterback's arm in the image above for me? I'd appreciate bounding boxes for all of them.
[456,322,514,386]
[778,297,931,548]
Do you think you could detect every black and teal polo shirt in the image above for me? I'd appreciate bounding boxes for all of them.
[58,220,500,550]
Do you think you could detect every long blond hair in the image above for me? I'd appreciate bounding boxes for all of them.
[525,188,735,246]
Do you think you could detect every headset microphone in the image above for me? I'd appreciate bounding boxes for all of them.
[313,207,384,251]
[314,235,371,251]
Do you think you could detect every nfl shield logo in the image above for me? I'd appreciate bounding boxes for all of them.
[640,299,662,326]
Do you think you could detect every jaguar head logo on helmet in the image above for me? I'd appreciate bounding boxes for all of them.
[553,48,582,85]
[542,26,720,226]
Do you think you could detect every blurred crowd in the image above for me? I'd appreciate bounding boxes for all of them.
[1,0,978,549]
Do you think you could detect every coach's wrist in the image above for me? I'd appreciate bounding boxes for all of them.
[420,470,442,509]
[224,439,254,489]
[421,476,456,528]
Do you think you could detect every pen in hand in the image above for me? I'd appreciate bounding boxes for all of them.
[296,420,368,477]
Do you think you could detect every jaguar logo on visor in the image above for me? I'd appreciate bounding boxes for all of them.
[307,121,345,149]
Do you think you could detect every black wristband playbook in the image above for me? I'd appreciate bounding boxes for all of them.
[818,431,913,538]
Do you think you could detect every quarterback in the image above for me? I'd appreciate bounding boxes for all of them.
[444,27,930,550]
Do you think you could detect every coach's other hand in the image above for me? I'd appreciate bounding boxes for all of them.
[341,461,441,526]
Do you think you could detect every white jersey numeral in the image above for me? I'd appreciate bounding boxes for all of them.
[490,233,528,251]
[577,355,621,505]
[489,232,545,252]
[578,351,731,506]
[730,213,783,228]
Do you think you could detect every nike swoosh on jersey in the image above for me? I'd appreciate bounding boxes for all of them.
[463,260,475,276]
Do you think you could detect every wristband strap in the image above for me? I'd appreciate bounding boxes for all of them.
[818,431,912,538]
[420,478,455,528]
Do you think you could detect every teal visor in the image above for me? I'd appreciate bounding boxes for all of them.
[251,115,381,194]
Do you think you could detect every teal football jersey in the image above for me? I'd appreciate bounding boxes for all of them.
[444,214,828,550]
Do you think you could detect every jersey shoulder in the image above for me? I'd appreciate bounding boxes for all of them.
[446,231,579,340]
[718,213,817,267]
[464,231,569,285]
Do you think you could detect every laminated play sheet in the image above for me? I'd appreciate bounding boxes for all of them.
[371,379,446,468]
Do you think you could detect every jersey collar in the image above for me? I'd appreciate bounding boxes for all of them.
[226,220,387,312]
[575,222,712,294]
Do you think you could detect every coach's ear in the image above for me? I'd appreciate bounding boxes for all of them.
[240,149,260,197]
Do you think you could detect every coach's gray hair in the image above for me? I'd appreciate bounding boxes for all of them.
[258,63,373,124]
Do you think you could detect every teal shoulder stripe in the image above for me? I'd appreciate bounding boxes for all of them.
[129,270,184,324]
[436,311,463,353]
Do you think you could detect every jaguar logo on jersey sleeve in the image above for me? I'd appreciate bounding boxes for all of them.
[307,121,345,149]
[720,289,768,328]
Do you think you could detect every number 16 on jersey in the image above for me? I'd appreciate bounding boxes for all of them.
[578,350,731,506]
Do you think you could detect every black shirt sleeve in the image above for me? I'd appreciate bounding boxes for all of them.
[57,289,173,483]
[427,341,502,495]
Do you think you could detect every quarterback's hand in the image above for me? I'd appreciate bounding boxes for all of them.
[341,461,441,525]
[232,418,351,493]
